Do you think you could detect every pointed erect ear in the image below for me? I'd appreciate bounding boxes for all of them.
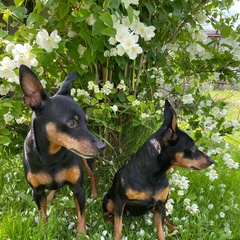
[19,65,48,110]
[163,99,177,132]
[56,71,77,96]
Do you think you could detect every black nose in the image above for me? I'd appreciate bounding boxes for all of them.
[209,157,214,165]
[96,141,105,150]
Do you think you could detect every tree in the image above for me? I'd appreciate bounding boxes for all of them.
[0,0,239,201]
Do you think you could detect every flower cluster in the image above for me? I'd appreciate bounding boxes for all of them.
[0,42,38,83]
[183,198,199,215]
[107,10,155,59]
[36,29,61,52]
[169,171,190,196]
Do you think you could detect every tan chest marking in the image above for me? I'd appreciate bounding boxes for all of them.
[55,166,80,184]
[126,189,150,200]
[27,166,80,188]
[153,186,169,202]
[27,172,52,188]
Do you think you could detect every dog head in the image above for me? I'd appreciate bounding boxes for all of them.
[159,100,213,170]
[19,64,105,158]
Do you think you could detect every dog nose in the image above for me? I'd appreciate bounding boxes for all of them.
[209,157,214,165]
[96,141,105,150]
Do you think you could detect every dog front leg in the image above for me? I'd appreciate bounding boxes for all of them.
[72,185,87,236]
[113,201,126,240]
[154,201,166,240]
[33,188,48,223]
[81,158,97,198]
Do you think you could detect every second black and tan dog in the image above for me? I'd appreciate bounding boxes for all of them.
[103,99,213,240]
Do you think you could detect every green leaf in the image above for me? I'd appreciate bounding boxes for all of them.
[92,19,106,36]
[0,136,11,145]
[84,48,96,64]
[99,12,113,27]
[3,11,10,22]
[0,30,7,38]
[59,5,69,19]
[12,7,27,19]
[14,0,25,7]
[221,25,232,38]
[26,12,38,26]
[174,85,183,93]
[75,9,91,22]
[100,27,116,37]
[127,95,136,102]
[127,5,134,23]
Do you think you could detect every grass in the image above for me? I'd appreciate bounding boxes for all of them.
[0,89,240,239]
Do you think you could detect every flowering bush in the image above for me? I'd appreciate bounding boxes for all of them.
[0,0,240,221]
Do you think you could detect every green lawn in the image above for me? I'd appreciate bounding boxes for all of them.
[0,89,240,240]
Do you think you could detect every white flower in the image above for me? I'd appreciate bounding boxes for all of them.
[211,106,220,116]
[205,169,219,181]
[4,112,14,124]
[121,0,139,9]
[141,113,149,119]
[110,105,118,112]
[67,30,76,38]
[211,133,222,143]
[166,199,174,216]
[117,80,127,91]
[132,100,140,106]
[36,29,61,52]
[195,13,208,24]
[88,81,95,90]
[186,203,199,215]
[109,37,117,45]
[219,212,225,218]
[0,57,16,79]
[94,85,100,93]
[78,44,87,57]
[177,190,184,196]
[12,43,38,67]
[143,25,156,41]
[87,14,95,25]
[115,25,130,43]
[101,81,114,95]
[126,44,143,59]
[182,94,194,104]
[223,153,239,169]
[208,204,214,209]
[183,198,191,206]
[119,33,139,50]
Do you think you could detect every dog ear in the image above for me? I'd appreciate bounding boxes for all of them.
[19,65,48,110]
[56,71,77,96]
[163,99,177,132]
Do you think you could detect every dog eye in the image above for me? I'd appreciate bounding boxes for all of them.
[67,119,77,128]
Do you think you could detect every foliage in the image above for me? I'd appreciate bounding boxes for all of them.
[0,0,240,235]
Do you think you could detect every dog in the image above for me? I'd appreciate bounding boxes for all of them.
[102,99,214,240]
[19,64,105,235]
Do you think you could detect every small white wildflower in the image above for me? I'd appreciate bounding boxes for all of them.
[205,169,219,181]
[211,133,222,143]
[110,105,118,112]
[132,100,140,106]
[219,212,225,218]
[182,94,194,104]
[208,203,214,209]
[141,113,149,119]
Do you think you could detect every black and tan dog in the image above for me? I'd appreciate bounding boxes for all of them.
[19,65,105,235]
[103,99,213,240]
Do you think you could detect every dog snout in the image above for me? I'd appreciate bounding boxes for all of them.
[209,157,214,165]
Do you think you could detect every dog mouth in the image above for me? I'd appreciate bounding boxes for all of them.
[69,148,97,159]
[190,166,200,170]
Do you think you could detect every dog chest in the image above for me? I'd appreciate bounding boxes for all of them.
[27,166,81,189]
